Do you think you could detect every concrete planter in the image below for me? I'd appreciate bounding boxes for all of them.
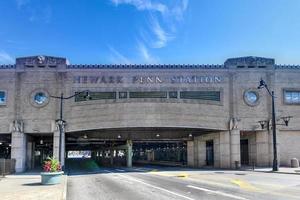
[41,171,64,185]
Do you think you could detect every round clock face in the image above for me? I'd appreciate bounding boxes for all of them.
[34,92,48,105]
[244,91,259,105]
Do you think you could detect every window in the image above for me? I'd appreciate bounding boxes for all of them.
[119,92,128,99]
[169,91,178,99]
[75,92,116,101]
[0,91,6,105]
[180,91,220,101]
[34,92,48,105]
[129,91,167,98]
[244,90,259,106]
[284,90,300,104]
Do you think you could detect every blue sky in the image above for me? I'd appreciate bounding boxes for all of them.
[0,0,299,65]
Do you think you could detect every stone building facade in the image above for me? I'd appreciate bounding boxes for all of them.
[0,55,299,172]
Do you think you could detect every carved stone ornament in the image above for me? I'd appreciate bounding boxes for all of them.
[229,118,239,130]
[55,120,66,132]
[37,55,46,64]
[13,120,24,133]
[16,56,67,65]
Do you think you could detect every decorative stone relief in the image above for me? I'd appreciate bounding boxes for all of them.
[229,118,239,130]
[55,120,66,133]
[12,120,24,133]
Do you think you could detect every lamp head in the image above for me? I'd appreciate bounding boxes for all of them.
[257,79,266,89]
[258,120,268,129]
[83,90,91,100]
[282,116,292,126]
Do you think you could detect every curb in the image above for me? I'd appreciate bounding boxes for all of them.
[243,169,300,175]
[61,175,68,200]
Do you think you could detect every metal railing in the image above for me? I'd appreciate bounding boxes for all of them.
[0,159,16,176]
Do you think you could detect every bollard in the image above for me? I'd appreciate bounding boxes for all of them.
[234,161,239,169]
[291,158,299,168]
[252,161,255,171]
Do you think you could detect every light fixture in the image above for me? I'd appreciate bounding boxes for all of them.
[117,134,121,139]
[257,79,266,89]
[281,116,292,126]
[188,133,193,137]
[40,139,43,145]
[156,133,160,138]
[83,134,88,139]
[258,120,268,129]
[0,142,2,145]
[9,144,11,147]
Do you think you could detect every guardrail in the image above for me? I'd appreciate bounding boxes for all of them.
[0,159,16,176]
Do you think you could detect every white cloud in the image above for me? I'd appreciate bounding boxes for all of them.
[111,0,168,14]
[0,51,14,64]
[149,15,174,48]
[137,42,159,64]
[170,0,188,21]
[109,0,188,63]
[108,46,132,64]
[15,0,52,23]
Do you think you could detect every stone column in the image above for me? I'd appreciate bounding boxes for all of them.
[219,131,231,168]
[126,140,133,168]
[256,130,270,167]
[11,120,27,172]
[53,120,66,167]
[187,141,194,167]
[26,139,33,170]
[230,129,241,168]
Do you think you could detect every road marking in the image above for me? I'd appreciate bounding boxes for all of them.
[103,170,112,173]
[115,169,125,172]
[108,171,195,200]
[187,185,249,200]
[231,179,258,191]
[176,173,189,178]
[133,168,147,172]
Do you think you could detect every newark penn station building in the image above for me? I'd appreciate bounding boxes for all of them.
[0,55,300,172]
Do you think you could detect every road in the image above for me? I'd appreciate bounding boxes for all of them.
[67,166,300,200]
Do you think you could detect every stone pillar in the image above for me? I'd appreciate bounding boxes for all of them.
[26,140,33,170]
[230,129,241,168]
[199,141,206,167]
[256,131,270,167]
[187,141,194,167]
[219,131,231,168]
[11,120,26,172]
[126,140,133,168]
[53,121,65,167]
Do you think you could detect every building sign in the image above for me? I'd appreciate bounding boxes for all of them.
[73,75,223,84]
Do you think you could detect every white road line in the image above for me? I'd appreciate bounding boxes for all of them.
[103,170,112,173]
[115,169,125,172]
[112,172,195,200]
[187,185,249,200]
[133,168,147,172]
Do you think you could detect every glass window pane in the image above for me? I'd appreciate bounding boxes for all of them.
[292,92,299,103]
[0,91,6,104]
[285,92,292,102]
[285,91,300,104]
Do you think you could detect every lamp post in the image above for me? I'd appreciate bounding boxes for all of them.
[257,79,292,171]
[50,90,90,168]
[257,79,279,171]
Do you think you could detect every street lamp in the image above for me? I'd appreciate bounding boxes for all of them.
[257,79,292,171]
[50,90,90,168]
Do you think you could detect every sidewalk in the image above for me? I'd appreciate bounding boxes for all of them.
[0,172,67,200]
[243,167,300,175]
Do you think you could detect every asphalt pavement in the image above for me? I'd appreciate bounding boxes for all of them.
[67,166,300,200]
